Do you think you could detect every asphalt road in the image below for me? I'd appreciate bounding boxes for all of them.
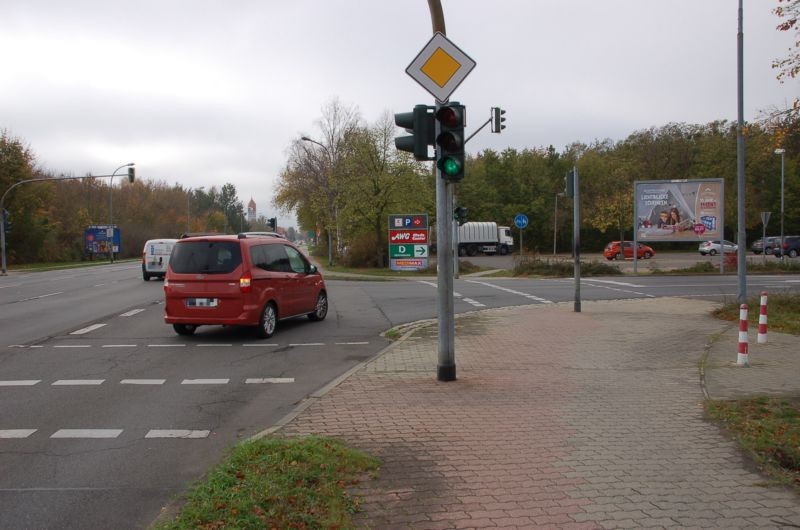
[1,260,798,529]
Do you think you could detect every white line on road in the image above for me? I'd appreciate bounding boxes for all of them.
[581,281,656,298]
[579,278,645,288]
[102,344,137,348]
[0,430,37,438]
[245,378,295,384]
[462,298,486,307]
[51,429,122,439]
[289,343,324,346]
[334,342,369,345]
[70,323,107,335]
[0,380,40,386]
[181,379,229,385]
[148,344,185,347]
[242,344,279,347]
[464,280,553,304]
[197,344,232,347]
[119,309,145,317]
[54,345,91,349]
[93,283,107,287]
[18,291,64,302]
[52,380,105,386]
[0,283,22,289]
[145,430,210,439]
[120,379,166,385]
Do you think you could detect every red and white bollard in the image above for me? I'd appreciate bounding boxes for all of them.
[757,291,768,344]
[737,303,750,366]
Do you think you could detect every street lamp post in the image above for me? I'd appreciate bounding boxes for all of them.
[108,163,134,263]
[301,136,334,266]
[775,148,786,262]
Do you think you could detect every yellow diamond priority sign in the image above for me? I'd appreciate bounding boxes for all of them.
[406,32,476,104]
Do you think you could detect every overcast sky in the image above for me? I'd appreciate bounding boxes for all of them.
[2,1,797,228]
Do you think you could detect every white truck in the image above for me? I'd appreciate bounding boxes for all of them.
[458,222,514,256]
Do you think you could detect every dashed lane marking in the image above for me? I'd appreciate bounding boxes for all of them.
[0,430,37,439]
[245,378,295,384]
[120,379,166,385]
[198,344,232,347]
[102,344,137,348]
[70,323,107,335]
[119,308,145,317]
[335,342,369,345]
[54,345,91,349]
[148,344,185,348]
[51,429,122,439]
[145,430,210,439]
[17,291,64,302]
[242,344,279,347]
[289,343,325,347]
[52,380,105,386]
[0,380,41,386]
[181,378,230,385]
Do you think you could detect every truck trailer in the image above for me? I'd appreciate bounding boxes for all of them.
[457,222,513,256]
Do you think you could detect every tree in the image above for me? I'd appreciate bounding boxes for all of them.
[773,0,800,119]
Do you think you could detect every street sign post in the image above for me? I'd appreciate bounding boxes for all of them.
[515,214,528,255]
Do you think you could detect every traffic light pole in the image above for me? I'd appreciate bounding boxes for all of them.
[436,109,456,382]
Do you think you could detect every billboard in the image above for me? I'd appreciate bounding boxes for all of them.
[388,214,429,271]
[634,179,724,242]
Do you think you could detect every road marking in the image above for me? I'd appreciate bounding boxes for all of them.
[0,283,22,289]
[54,345,91,349]
[335,342,369,345]
[29,345,43,348]
[245,378,295,384]
[51,429,122,439]
[242,344,279,347]
[462,298,486,307]
[102,344,137,348]
[93,283,107,287]
[0,380,41,386]
[145,430,210,439]
[198,344,232,347]
[581,281,656,298]
[0,430,37,438]
[18,291,64,302]
[419,281,438,289]
[8,345,26,348]
[181,379,229,385]
[148,344,185,348]
[70,323,107,335]
[119,309,145,317]
[120,379,166,385]
[580,279,645,288]
[464,280,553,304]
[289,343,324,346]
[52,380,105,386]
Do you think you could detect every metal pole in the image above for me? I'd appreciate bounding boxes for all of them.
[107,163,133,264]
[436,129,456,381]
[736,0,747,303]
[779,149,785,262]
[453,218,459,279]
[573,166,581,313]
[187,190,191,233]
[553,193,558,255]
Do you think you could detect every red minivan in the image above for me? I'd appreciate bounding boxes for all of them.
[163,234,327,338]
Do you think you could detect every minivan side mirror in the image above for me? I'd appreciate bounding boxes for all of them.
[308,264,318,275]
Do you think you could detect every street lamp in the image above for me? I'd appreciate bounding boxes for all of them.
[108,162,134,263]
[301,136,335,266]
[775,148,786,262]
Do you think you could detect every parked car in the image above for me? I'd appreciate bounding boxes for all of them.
[698,240,737,256]
[142,238,178,281]
[773,236,800,258]
[603,241,655,260]
[163,234,327,338]
[751,236,781,255]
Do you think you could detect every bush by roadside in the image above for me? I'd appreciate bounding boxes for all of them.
[513,255,622,277]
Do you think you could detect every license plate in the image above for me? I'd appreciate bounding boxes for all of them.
[186,298,218,307]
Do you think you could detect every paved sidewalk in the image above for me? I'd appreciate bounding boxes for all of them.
[280,298,800,529]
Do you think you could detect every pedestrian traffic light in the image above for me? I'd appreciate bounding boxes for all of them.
[491,107,506,133]
[564,169,575,198]
[394,105,435,161]
[127,167,135,183]
[454,206,468,225]
[268,217,277,231]
[436,103,466,182]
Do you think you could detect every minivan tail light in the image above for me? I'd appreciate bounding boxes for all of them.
[240,274,252,293]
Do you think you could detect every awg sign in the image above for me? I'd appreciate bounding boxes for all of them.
[389,214,429,271]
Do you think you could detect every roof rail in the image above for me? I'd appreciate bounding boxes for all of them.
[237,232,284,239]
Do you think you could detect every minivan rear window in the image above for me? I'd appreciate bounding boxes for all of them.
[170,241,242,274]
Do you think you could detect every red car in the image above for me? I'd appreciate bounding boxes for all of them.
[603,241,655,260]
[164,234,327,338]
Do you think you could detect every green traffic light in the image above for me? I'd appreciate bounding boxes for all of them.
[439,156,461,176]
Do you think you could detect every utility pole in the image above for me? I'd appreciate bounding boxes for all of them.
[736,0,747,303]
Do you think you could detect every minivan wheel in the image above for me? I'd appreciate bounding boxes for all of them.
[173,324,196,336]
[257,302,277,338]
[142,265,151,281]
[308,291,328,321]
[790,249,799,258]
[709,249,717,256]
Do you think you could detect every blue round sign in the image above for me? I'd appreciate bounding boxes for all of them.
[514,213,529,229]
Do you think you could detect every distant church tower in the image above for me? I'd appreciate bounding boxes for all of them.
[247,197,257,223]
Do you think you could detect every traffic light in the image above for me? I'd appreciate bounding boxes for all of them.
[268,217,277,231]
[394,104,435,161]
[454,206,468,226]
[564,169,575,198]
[127,167,135,183]
[491,107,506,133]
[435,102,466,182]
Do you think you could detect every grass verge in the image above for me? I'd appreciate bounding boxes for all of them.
[155,436,379,530]
[705,397,800,489]
[711,292,800,335]
[512,256,622,277]
[8,258,138,272]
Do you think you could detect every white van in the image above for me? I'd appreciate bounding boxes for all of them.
[142,238,178,281]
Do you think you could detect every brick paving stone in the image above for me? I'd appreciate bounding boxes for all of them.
[276,298,800,528]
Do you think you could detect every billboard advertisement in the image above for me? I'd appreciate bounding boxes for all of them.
[388,214,429,271]
[634,179,724,242]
